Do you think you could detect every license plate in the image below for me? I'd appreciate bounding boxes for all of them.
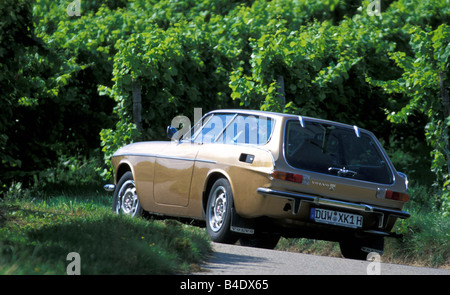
[310,208,363,229]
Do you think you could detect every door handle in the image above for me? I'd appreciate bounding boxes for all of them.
[239,153,254,164]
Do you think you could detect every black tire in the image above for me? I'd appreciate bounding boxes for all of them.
[206,178,238,244]
[112,171,143,217]
[339,236,384,260]
[240,235,281,249]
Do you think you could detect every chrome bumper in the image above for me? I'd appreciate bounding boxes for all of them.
[257,187,410,220]
[103,184,115,192]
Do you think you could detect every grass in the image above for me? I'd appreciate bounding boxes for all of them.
[0,188,211,275]
[384,208,449,268]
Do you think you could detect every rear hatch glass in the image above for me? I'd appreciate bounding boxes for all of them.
[284,119,393,184]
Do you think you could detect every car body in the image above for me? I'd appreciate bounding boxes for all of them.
[106,109,410,259]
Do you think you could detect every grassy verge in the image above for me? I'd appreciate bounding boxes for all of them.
[0,189,211,275]
[383,208,449,268]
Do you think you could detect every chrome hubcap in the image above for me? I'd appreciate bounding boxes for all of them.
[117,180,139,215]
[209,186,227,232]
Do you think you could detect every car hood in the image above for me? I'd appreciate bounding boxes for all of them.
[113,141,172,157]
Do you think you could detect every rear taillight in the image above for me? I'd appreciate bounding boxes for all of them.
[385,190,410,202]
[378,189,410,202]
[271,171,305,184]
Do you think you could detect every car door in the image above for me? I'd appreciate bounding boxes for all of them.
[153,141,200,206]
[153,113,234,207]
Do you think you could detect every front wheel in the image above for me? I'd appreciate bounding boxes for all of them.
[112,171,143,217]
[206,178,238,244]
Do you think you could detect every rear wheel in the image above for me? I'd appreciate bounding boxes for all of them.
[339,236,384,260]
[206,178,238,244]
[113,171,143,217]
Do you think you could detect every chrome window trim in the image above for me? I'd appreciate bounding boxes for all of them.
[190,113,215,143]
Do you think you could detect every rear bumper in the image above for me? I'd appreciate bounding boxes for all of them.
[257,187,409,237]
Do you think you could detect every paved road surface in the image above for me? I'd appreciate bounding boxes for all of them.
[195,242,449,275]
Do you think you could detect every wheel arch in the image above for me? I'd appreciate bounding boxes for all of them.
[202,170,233,217]
[115,161,133,184]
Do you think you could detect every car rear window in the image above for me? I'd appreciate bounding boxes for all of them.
[284,119,393,184]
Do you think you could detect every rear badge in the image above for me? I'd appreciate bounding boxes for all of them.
[311,180,336,191]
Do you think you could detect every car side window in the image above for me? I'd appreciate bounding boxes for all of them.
[218,115,274,145]
[189,114,212,142]
[192,114,235,144]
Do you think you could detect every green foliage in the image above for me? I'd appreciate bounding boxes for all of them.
[0,0,39,180]
[99,121,140,180]
[367,23,450,212]
[1,0,117,187]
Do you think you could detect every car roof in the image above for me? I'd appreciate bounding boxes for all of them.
[207,109,364,132]
[208,109,286,119]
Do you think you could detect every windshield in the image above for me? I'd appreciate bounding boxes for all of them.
[284,120,393,184]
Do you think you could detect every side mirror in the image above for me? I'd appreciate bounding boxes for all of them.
[167,126,179,140]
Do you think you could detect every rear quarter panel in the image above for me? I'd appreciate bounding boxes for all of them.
[193,143,285,219]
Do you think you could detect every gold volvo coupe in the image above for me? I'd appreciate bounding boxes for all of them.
[105,109,410,260]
